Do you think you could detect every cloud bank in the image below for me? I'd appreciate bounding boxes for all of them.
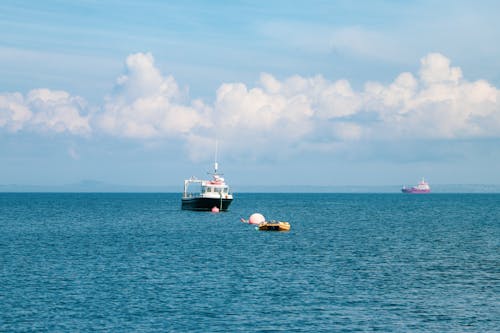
[1,52,499,160]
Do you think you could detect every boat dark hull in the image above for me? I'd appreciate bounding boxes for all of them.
[181,197,233,211]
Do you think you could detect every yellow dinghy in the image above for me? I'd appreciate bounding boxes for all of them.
[257,221,291,231]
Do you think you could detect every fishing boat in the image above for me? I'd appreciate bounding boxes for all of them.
[181,143,233,211]
[257,221,291,231]
[402,178,431,193]
[181,164,233,211]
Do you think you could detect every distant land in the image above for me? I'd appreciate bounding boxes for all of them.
[1,180,500,193]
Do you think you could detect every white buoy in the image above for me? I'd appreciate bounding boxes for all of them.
[211,206,220,213]
[248,213,265,225]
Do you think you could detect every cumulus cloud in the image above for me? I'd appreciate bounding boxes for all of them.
[0,92,32,132]
[1,52,499,162]
[363,53,499,139]
[212,73,364,155]
[0,89,90,134]
[27,89,90,134]
[205,52,500,160]
[94,52,212,139]
[419,53,462,85]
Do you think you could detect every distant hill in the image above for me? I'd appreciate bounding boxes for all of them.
[0,180,180,193]
[232,184,500,193]
[1,182,500,193]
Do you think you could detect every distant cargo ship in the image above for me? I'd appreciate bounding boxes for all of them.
[402,178,431,193]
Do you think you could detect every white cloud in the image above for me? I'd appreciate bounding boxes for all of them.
[0,89,90,134]
[95,52,212,139]
[0,92,32,132]
[363,53,499,139]
[208,73,369,160]
[27,89,90,134]
[206,53,500,159]
[419,53,462,85]
[1,52,499,162]
[213,79,314,159]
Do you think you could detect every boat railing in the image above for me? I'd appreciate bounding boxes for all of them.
[183,192,202,198]
[183,191,232,199]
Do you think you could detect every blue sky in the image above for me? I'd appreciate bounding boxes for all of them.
[1,0,500,188]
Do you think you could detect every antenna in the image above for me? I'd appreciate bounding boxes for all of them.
[214,138,218,174]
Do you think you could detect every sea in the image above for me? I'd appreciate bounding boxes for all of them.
[1,193,499,332]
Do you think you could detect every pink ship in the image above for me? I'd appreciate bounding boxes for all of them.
[402,178,431,193]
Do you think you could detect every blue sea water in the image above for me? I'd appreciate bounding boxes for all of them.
[0,193,499,332]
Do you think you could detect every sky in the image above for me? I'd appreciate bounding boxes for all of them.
[1,0,500,189]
